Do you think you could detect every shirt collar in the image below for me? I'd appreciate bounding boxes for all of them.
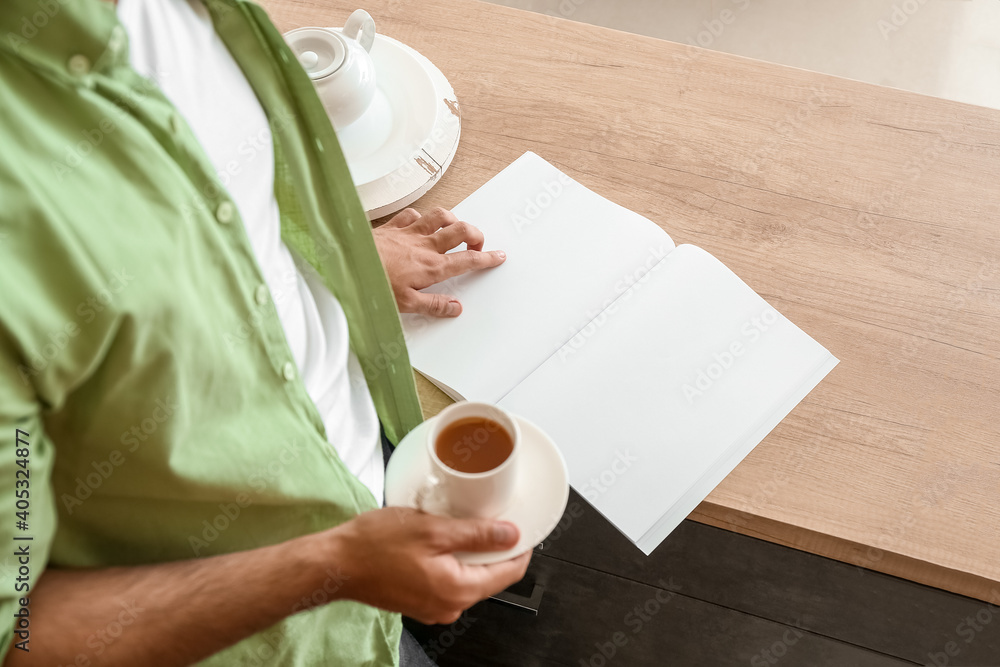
[0,0,130,83]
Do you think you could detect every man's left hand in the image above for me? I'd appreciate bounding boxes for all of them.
[372,207,506,318]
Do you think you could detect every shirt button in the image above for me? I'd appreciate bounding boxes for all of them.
[254,284,269,305]
[282,361,296,382]
[215,201,235,224]
[108,25,126,54]
[67,54,91,76]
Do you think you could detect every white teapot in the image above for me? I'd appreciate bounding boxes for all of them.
[285,10,377,130]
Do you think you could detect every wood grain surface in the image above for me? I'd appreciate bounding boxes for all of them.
[261,0,1000,602]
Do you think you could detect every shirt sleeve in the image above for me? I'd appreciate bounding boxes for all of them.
[0,326,58,661]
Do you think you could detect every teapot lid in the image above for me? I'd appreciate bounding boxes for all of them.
[284,28,346,80]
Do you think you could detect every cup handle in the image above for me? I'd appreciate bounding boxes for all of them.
[342,9,376,53]
[413,472,444,514]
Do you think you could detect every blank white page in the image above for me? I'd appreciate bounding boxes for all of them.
[498,245,838,553]
[401,152,674,402]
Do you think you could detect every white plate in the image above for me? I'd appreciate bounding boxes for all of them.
[331,33,461,218]
[385,414,569,565]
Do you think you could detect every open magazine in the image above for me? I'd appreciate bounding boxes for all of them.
[401,152,838,554]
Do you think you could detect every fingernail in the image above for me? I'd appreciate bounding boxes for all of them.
[493,522,517,544]
[495,250,506,260]
[448,300,461,316]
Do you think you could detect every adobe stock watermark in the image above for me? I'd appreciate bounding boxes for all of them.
[120,396,181,451]
[434,410,507,466]
[511,171,574,233]
[360,338,409,386]
[579,579,680,666]
[50,74,167,181]
[893,255,998,372]
[384,117,460,190]
[852,131,951,245]
[926,588,1000,667]
[290,567,350,614]
[60,396,180,515]
[691,0,752,48]
[214,112,294,191]
[423,612,477,662]
[4,0,70,53]
[716,408,875,531]
[660,0,753,70]
[877,0,929,40]
[742,85,831,176]
[16,268,134,386]
[228,572,336,666]
[232,627,287,667]
[732,395,940,531]
[177,106,298,226]
[578,449,638,503]
[849,463,981,575]
[188,439,308,555]
[536,501,586,551]
[750,622,806,666]
[681,307,778,403]
[552,0,588,19]
[559,245,670,361]
[54,599,145,667]
[222,268,297,350]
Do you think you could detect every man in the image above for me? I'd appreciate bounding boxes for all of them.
[0,0,529,664]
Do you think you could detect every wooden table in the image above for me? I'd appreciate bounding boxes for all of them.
[263,0,1000,603]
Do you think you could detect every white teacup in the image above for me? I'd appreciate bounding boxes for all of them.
[284,10,378,130]
[415,402,521,519]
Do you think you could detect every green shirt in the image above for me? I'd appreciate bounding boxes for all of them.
[0,0,425,664]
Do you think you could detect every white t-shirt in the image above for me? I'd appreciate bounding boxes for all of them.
[116,0,385,501]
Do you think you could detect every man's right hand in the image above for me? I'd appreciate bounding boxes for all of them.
[5,507,529,666]
[328,508,531,624]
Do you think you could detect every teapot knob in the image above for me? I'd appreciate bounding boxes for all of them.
[283,28,346,80]
[298,50,320,69]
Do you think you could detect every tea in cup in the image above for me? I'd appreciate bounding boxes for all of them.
[415,402,521,519]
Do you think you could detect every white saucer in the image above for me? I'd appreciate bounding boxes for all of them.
[385,414,569,565]
[329,32,461,219]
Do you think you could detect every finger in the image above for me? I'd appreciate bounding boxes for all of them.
[432,221,485,253]
[439,249,506,281]
[436,519,520,553]
[415,608,461,626]
[387,207,421,228]
[406,291,462,318]
[436,609,464,626]
[416,207,459,234]
[460,551,532,599]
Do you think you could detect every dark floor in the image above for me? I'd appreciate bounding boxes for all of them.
[404,489,1000,667]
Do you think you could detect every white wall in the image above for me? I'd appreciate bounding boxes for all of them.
[483,0,1000,109]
